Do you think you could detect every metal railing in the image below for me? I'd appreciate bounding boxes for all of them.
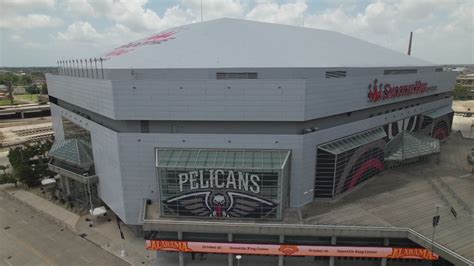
[56,58,105,79]
[140,198,474,265]
[435,177,473,216]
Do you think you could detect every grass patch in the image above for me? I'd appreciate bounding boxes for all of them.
[14,94,39,103]
[0,98,16,106]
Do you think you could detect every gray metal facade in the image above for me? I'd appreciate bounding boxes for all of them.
[47,66,456,225]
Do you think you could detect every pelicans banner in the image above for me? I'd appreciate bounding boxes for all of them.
[146,240,438,260]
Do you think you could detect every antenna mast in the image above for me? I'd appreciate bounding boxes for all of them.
[407,32,413,56]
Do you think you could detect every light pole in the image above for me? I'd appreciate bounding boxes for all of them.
[235,254,242,266]
[431,204,442,265]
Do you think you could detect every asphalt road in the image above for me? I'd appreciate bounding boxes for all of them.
[0,193,129,266]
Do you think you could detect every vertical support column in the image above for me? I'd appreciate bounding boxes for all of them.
[278,235,285,266]
[178,231,184,266]
[20,112,24,119]
[329,236,336,266]
[381,238,389,266]
[65,177,71,196]
[228,233,233,266]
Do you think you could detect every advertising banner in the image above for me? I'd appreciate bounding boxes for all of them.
[146,240,439,260]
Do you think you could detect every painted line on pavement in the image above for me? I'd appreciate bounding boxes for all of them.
[3,227,57,266]
[80,256,91,263]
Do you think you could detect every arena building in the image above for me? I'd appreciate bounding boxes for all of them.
[46,19,473,265]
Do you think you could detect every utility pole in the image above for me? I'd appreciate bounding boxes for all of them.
[6,80,14,105]
[201,0,203,22]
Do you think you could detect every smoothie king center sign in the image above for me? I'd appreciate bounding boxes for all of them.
[367,79,437,102]
[162,169,277,218]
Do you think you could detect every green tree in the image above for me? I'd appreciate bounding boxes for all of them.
[41,83,48,94]
[0,73,19,85]
[0,165,9,174]
[14,164,37,187]
[7,140,53,188]
[26,84,38,94]
[21,75,32,85]
[453,84,470,100]
[0,172,18,187]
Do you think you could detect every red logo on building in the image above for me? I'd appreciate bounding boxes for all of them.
[278,245,299,255]
[368,79,435,102]
[103,27,188,59]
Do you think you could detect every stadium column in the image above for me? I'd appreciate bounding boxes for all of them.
[381,238,389,266]
[228,233,233,266]
[178,231,184,266]
[329,236,336,266]
[278,235,284,266]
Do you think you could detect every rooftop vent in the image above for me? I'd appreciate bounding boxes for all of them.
[384,69,417,75]
[216,72,258,80]
[325,71,346,78]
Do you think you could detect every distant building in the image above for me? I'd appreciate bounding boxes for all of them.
[456,73,474,100]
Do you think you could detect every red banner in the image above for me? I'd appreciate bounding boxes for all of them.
[146,240,438,260]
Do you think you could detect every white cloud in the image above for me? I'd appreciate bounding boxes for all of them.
[64,0,164,32]
[0,14,62,29]
[7,34,47,50]
[246,0,307,25]
[2,0,473,66]
[10,35,23,42]
[54,21,102,43]
[397,0,457,20]
[65,0,96,17]
[180,0,246,20]
[2,0,56,10]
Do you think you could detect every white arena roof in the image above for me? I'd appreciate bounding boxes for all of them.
[101,18,431,69]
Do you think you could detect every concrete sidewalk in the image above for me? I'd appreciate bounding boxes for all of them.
[1,185,155,266]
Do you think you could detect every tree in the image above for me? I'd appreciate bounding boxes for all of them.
[41,83,48,94]
[7,140,53,188]
[0,165,9,174]
[14,164,37,187]
[453,84,470,100]
[0,172,18,187]
[21,75,32,85]
[26,84,38,94]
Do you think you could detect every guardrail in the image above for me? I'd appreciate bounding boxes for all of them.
[140,199,473,265]
[435,177,473,216]
[57,58,105,79]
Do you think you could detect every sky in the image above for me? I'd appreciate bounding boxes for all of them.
[0,0,472,67]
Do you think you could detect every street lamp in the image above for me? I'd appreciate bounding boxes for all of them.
[431,204,443,265]
[235,254,242,266]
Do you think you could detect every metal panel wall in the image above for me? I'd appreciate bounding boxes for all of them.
[111,79,306,121]
[50,104,127,221]
[50,97,453,225]
[46,74,116,118]
[305,71,457,120]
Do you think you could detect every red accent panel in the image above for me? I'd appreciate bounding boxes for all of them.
[433,128,448,140]
[349,159,384,189]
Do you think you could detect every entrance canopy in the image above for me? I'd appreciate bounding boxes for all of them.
[49,139,94,169]
[318,127,386,155]
[384,131,440,161]
[156,149,291,170]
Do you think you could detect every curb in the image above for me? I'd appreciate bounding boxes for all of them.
[2,190,134,265]
[1,190,78,232]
